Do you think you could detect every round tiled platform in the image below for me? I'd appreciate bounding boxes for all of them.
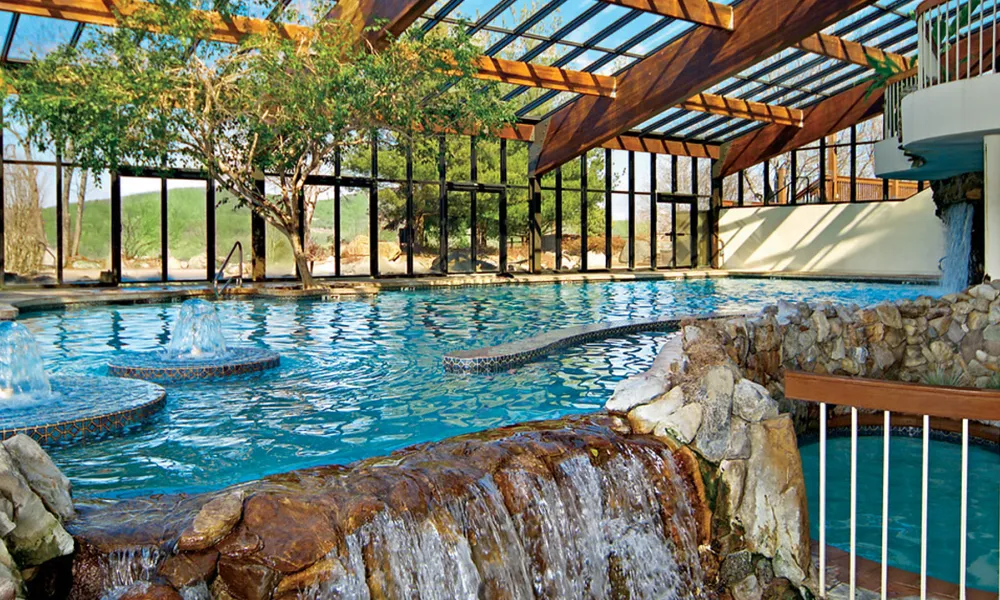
[107,347,280,382]
[0,376,166,445]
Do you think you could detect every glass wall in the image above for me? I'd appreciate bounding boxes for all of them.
[120,176,161,283]
[215,187,252,282]
[0,116,925,286]
[62,168,110,283]
[167,179,207,281]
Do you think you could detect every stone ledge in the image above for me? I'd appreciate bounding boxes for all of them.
[442,312,741,374]
[0,305,16,321]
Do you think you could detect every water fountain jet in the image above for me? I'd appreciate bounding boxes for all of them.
[0,322,165,444]
[107,299,279,382]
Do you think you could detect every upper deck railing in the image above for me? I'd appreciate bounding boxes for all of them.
[881,1,997,141]
[917,0,998,90]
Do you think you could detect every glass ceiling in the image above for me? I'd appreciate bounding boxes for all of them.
[0,0,956,144]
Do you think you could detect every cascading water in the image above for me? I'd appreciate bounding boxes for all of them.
[0,321,52,405]
[75,416,707,600]
[941,202,975,293]
[296,445,706,600]
[167,299,229,359]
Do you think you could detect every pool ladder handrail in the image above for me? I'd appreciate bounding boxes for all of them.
[214,241,243,297]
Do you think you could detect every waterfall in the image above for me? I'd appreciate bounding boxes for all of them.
[79,417,709,600]
[941,202,975,293]
[297,446,706,600]
[100,546,163,600]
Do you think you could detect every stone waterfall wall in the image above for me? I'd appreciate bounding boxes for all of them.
[49,415,714,600]
[0,434,75,599]
[604,280,1000,600]
[606,327,810,600]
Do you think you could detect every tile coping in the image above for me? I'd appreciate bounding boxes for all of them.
[0,270,934,316]
[0,376,166,446]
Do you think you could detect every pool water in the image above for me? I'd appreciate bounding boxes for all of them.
[802,436,1000,591]
[21,277,935,498]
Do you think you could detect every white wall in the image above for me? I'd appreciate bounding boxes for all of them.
[718,190,945,277]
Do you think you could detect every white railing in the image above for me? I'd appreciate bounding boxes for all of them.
[917,0,999,90]
[786,372,1000,600]
[882,74,918,141]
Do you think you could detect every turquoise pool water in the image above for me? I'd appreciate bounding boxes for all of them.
[802,436,1000,592]
[20,277,935,498]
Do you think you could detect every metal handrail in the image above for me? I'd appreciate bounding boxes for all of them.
[213,241,243,297]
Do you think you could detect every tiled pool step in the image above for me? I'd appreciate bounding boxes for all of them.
[443,315,721,374]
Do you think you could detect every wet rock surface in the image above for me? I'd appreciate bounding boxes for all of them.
[59,414,711,600]
[0,434,77,598]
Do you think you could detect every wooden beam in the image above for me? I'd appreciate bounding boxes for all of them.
[715,23,1000,177]
[0,0,622,98]
[323,0,434,46]
[502,122,721,159]
[0,0,312,44]
[786,371,1000,421]
[795,32,915,70]
[600,135,720,159]
[678,93,803,127]
[713,76,894,178]
[529,0,878,176]
[596,0,734,30]
[474,57,618,98]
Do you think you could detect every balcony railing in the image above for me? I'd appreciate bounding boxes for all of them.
[787,372,1000,599]
[917,0,998,90]
[883,74,917,141]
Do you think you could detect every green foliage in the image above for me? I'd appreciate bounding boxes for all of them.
[921,367,968,388]
[862,54,907,99]
[929,0,982,48]
[3,0,515,283]
[985,372,1000,390]
[352,136,611,252]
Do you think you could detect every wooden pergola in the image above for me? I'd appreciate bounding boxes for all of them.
[0,0,922,168]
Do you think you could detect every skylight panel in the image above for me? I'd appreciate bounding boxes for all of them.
[6,15,78,61]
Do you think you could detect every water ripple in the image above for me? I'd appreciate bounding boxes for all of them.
[20,277,937,498]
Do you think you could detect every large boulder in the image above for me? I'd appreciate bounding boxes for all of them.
[1,436,73,521]
[736,416,810,586]
[692,366,735,463]
[627,386,684,434]
[732,379,779,423]
[606,373,667,414]
[0,445,73,567]
[654,403,703,445]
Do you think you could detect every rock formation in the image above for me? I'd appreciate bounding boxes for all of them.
[48,415,712,600]
[0,434,75,599]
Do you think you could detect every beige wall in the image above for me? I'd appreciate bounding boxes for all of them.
[718,190,944,277]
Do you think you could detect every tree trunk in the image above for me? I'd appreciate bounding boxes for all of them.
[61,167,72,261]
[286,229,316,288]
[70,169,89,258]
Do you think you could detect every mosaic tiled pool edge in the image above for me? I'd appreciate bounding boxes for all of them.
[0,376,166,445]
[441,316,685,374]
[107,347,280,382]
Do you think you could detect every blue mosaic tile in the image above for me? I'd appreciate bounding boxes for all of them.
[0,376,166,446]
[107,347,280,382]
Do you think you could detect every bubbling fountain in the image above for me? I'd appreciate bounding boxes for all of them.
[107,299,279,382]
[166,299,229,359]
[0,322,165,445]
[0,322,52,405]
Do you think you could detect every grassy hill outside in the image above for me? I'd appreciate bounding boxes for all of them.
[42,188,372,269]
